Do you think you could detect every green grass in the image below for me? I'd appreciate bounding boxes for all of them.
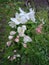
[0,1,49,65]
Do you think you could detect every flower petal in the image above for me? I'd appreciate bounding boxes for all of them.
[23,35,32,43]
[11,18,20,25]
[8,35,13,40]
[9,21,16,28]
[10,31,16,35]
[28,8,36,22]
[19,7,25,13]
[6,41,11,47]
[22,25,26,31]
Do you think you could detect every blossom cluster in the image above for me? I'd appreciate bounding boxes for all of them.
[6,7,44,61]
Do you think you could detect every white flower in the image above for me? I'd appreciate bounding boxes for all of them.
[8,21,16,28]
[17,25,26,37]
[23,35,32,43]
[28,8,35,22]
[8,35,13,40]
[16,54,20,57]
[10,31,16,35]
[15,38,19,42]
[6,41,11,47]
[11,12,28,25]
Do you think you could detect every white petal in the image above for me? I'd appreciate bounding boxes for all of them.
[10,31,16,35]
[22,25,26,31]
[25,14,30,20]
[17,26,25,37]
[19,12,25,16]
[20,13,29,20]
[19,7,25,13]
[15,13,19,18]
[29,13,35,22]
[19,33,25,37]
[28,8,36,22]
[11,18,20,25]
[17,27,21,33]
[23,35,32,43]
[20,16,27,24]
[8,35,13,40]
[9,21,16,28]
[29,8,35,14]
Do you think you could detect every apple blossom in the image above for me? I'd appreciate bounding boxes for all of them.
[6,41,11,47]
[23,35,32,43]
[10,31,16,35]
[8,35,13,40]
[9,21,16,28]
[17,25,26,37]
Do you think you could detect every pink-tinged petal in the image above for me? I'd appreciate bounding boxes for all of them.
[8,36,13,40]
[6,41,11,47]
[15,38,19,42]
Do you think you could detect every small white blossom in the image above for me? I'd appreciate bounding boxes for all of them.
[17,25,26,37]
[10,31,16,35]
[23,35,32,43]
[9,21,16,28]
[15,38,19,42]
[11,12,28,25]
[8,35,13,40]
[6,41,11,47]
